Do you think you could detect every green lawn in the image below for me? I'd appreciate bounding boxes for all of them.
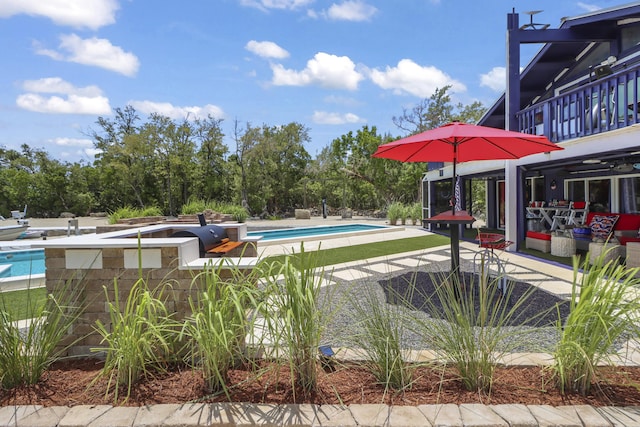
[0,287,47,321]
[265,234,450,268]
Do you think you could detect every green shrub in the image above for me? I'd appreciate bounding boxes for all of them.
[407,270,538,394]
[259,245,328,397]
[410,203,422,225]
[181,261,260,395]
[92,276,176,402]
[553,250,640,395]
[0,279,85,388]
[140,206,163,217]
[108,206,163,224]
[181,198,207,215]
[399,204,409,225]
[350,282,417,391]
[387,202,404,225]
[229,206,249,223]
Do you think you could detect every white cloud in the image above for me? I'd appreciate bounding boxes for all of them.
[0,0,118,30]
[50,137,98,160]
[324,94,361,107]
[271,52,363,90]
[17,77,111,115]
[245,40,290,59]
[51,137,94,148]
[480,67,505,92]
[128,101,225,120]
[368,59,466,97]
[327,1,377,21]
[17,93,111,115]
[23,77,102,97]
[35,34,140,77]
[239,0,314,11]
[577,2,601,12]
[312,111,363,125]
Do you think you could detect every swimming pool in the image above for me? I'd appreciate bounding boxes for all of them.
[247,223,394,244]
[0,249,46,278]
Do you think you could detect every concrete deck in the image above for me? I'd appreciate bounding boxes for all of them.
[2,216,640,426]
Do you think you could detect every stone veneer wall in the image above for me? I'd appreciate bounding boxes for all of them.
[45,240,257,357]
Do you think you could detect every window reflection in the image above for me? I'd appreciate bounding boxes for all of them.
[567,178,610,212]
[620,176,640,213]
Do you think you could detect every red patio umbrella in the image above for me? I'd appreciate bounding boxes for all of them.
[372,122,563,273]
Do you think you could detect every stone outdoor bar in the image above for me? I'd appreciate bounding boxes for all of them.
[36,222,260,356]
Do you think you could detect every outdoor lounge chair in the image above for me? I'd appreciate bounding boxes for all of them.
[11,205,26,220]
[10,205,28,225]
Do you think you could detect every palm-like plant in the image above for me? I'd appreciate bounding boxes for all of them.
[553,250,640,395]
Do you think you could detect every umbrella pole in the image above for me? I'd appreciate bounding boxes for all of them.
[450,158,460,275]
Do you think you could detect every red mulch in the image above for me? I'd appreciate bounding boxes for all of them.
[2,359,640,407]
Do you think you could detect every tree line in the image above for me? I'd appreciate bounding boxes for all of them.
[0,87,485,219]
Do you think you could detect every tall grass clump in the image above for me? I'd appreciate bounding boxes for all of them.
[229,206,249,223]
[180,261,261,395]
[399,204,409,225]
[259,245,328,397]
[553,250,640,395]
[408,270,538,393]
[108,206,163,224]
[410,203,422,225]
[0,279,85,388]
[181,197,208,215]
[350,282,417,392]
[92,276,176,402]
[387,202,404,226]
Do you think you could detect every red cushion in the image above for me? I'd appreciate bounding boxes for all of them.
[618,236,640,246]
[572,201,586,209]
[526,231,551,240]
[584,213,640,231]
[616,214,640,230]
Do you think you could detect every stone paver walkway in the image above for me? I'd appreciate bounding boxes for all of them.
[3,402,640,426]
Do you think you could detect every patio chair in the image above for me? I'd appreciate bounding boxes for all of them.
[551,203,573,230]
[567,201,589,226]
[11,205,26,220]
[10,205,27,224]
[472,230,513,295]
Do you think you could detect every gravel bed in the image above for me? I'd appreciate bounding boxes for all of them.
[318,259,571,354]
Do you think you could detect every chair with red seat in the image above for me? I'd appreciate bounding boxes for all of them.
[473,230,514,295]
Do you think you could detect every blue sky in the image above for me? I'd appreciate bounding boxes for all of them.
[0,0,621,163]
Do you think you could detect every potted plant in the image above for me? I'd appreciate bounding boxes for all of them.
[387,202,404,226]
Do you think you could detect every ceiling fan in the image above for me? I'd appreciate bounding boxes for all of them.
[613,162,634,173]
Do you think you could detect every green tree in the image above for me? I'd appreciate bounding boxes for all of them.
[192,116,228,203]
[240,123,311,215]
[392,86,454,134]
[326,126,423,208]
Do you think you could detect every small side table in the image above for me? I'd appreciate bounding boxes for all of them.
[589,241,622,265]
[550,234,576,257]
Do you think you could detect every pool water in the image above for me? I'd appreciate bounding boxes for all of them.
[0,249,46,278]
[247,223,389,241]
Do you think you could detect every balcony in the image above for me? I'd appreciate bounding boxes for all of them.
[517,65,640,142]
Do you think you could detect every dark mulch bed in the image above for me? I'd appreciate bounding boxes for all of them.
[3,359,640,408]
[380,271,570,327]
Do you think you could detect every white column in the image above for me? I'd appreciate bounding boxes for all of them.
[504,160,518,251]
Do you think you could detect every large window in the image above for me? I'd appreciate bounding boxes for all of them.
[567,180,586,202]
[567,178,611,212]
[619,176,640,213]
[525,177,545,203]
